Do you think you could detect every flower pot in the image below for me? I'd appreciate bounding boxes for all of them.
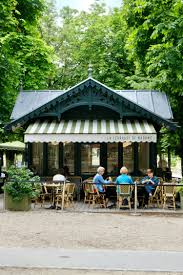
[4,193,31,211]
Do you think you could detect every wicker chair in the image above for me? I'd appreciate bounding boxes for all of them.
[55,183,75,209]
[39,184,53,207]
[116,184,132,210]
[148,186,161,208]
[162,185,176,210]
[83,183,106,208]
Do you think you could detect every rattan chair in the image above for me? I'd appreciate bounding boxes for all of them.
[95,186,107,208]
[39,184,53,207]
[65,183,75,207]
[55,183,75,209]
[148,186,161,208]
[83,183,106,207]
[116,184,132,210]
[83,183,92,203]
[162,185,176,210]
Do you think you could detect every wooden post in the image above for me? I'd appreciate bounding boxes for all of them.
[74,143,81,176]
[134,142,139,175]
[100,143,107,171]
[59,142,63,169]
[43,143,48,176]
[118,142,123,173]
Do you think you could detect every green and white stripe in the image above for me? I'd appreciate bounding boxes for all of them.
[25,120,156,135]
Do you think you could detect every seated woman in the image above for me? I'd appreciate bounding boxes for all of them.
[140,168,160,207]
[93,166,111,193]
[116,166,133,185]
[115,166,133,194]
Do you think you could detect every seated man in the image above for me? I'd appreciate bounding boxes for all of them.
[53,168,66,182]
[93,166,111,193]
[140,168,160,207]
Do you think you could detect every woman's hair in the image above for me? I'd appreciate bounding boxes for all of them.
[120,166,128,174]
[97,166,105,174]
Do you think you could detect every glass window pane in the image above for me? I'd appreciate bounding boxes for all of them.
[107,143,118,174]
[81,144,100,174]
[48,143,59,175]
[138,143,149,174]
[123,142,134,173]
[63,143,74,175]
[32,143,43,175]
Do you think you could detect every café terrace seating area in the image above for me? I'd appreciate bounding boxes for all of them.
[29,176,182,213]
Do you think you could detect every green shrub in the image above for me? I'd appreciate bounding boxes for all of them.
[3,166,41,201]
[176,180,183,196]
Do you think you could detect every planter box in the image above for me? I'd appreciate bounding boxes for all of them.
[5,193,31,211]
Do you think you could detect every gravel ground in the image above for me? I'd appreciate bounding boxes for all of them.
[0,210,183,251]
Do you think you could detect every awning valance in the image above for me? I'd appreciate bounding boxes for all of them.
[24,120,157,143]
[0,141,25,151]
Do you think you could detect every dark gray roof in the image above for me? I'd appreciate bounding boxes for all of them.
[11,90,65,120]
[11,88,173,121]
[115,90,173,120]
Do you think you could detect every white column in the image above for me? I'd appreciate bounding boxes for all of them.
[3,152,7,169]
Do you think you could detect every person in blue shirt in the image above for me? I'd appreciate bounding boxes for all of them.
[116,166,133,184]
[141,169,160,196]
[140,168,160,207]
[115,166,133,194]
[93,166,111,193]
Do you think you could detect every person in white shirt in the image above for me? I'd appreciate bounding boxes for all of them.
[53,168,66,182]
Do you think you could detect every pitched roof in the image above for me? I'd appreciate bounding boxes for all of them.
[7,77,176,130]
[11,89,173,121]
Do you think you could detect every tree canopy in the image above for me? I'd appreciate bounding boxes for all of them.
[0,0,183,170]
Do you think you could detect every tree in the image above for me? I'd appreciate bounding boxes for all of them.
[0,0,56,141]
[40,0,133,89]
[122,0,183,173]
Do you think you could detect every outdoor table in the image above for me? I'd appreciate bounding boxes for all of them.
[43,182,66,210]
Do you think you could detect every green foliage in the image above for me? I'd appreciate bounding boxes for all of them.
[0,0,56,142]
[122,0,183,163]
[40,1,133,89]
[3,166,41,201]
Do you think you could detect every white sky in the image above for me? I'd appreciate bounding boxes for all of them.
[56,0,122,11]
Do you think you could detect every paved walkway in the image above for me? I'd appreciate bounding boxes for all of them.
[0,248,183,272]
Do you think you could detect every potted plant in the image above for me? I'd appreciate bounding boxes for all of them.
[3,166,40,211]
[177,180,183,209]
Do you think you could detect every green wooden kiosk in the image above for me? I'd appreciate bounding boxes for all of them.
[6,74,176,179]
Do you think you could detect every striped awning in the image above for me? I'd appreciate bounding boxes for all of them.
[24,120,157,143]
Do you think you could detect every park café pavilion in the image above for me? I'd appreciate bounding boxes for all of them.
[6,72,176,179]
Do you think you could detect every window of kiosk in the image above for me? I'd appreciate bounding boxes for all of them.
[81,144,100,174]
[123,142,134,173]
[107,143,118,175]
[138,143,149,174]
[63,143,74,175]
[48,143,59,175]
[32,143,43,175]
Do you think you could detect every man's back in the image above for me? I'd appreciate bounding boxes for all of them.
[53,174,66,182]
